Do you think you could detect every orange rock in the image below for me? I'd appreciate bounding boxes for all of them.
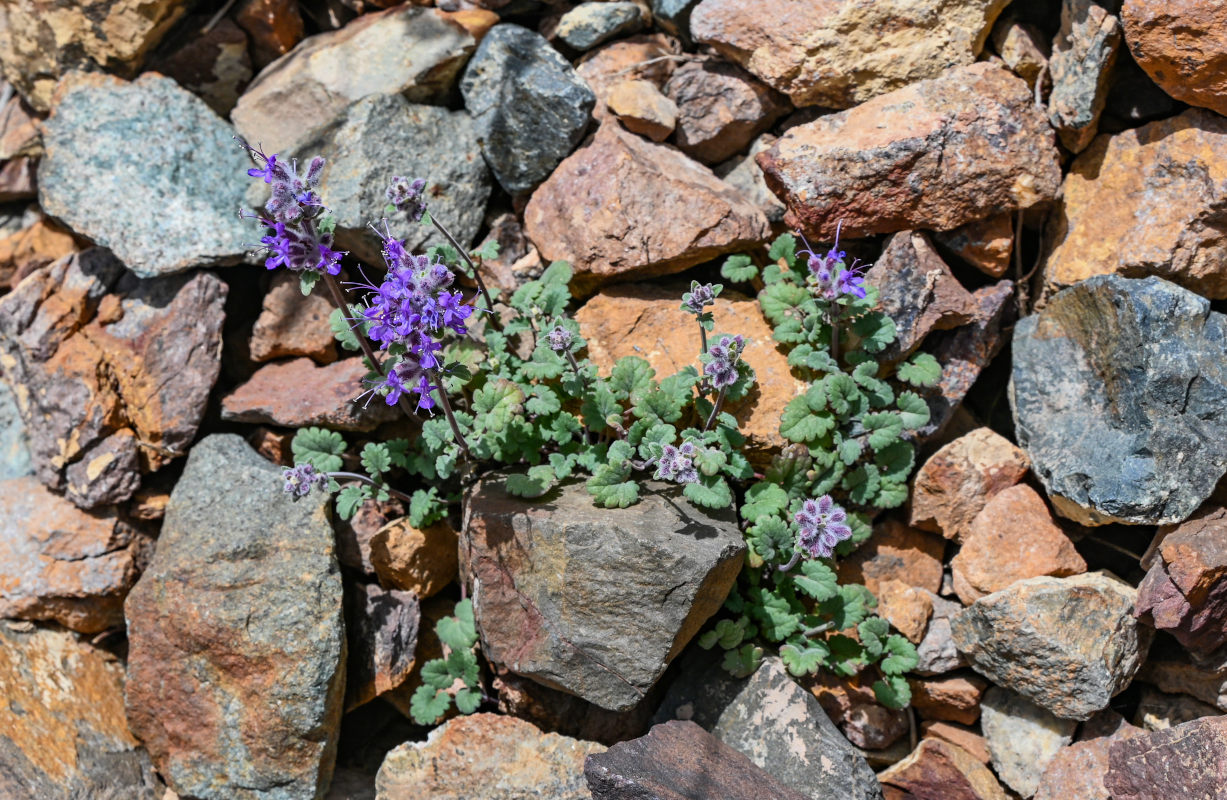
[607,80,678,142]
[0,217,77,290]
[0,92,41,160]
[804,670,908,750]
[910,427,1030,542]
[220,357,398,432]
[880,739,1009,800]
[370,517,459,599]
[837,517,946,596]
[878,579,935,644]
[575,34,683,118]
[933,214,1015,278]
[909,673,990,725]
[250,271,338,364]
[236,0,305,68]
[921,721,991,765]
[1122,0,1227,117]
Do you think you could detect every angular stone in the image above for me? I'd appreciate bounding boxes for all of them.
[664,59,787,164]
[149,16,252,117]
[236,0,306,69]
[691,0,1009,108]
[877,579,934,644]
[0,622,159,799]
[290,93,491,264]
[715,133,786,224]
[879,739,1009,800]
[461,475,744,711]
[1104,716,1227,799]
[1045,110,1227,299]
[607,79,677,142]
[909,674,988,726]
[461,23,595,194]
[0,91,41,161]
[915,592,968,676]
[525,121,768,294]
[0,377,32,479]
[493,669,655,746]
[1136,503,1227,654]
[369,517,459,600]
[344,582,419,711]
[951,572,1150,720]
[990,12,1050,87]
[62,427,140,508]
[584,720,810,800]
[806,671,909,750]
[221,357,398,432]
[575,34,682,119]
[933,214,1015,278]
[0,215,77,291]
[758,62,1061,240]
[1011,275,1227,526]
[1121,0,1227,117]
[40,73,248,277]
[911,428,1030,542]
[921,721,990,765]
[574,283,804,462]
[124,434,345,800]
[376,713,602,800]
[232,5,485,155]
[0,156,35,201]
[1048,0,1122,153]
[981,687,1077,797]
[836,517,945,596]
[251,271,338,364]
[554,2,646,52]
[1139,654,1227,712]
[652,0,699,40]
[1133,686,1222,731]
[1033,712,1141,800]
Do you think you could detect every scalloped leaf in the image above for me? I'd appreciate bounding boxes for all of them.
[292,427,346,473]
[897,351,942,387]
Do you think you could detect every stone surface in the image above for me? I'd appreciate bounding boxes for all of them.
[933,214,1015,278]
[369,517,458,600]
[1045,110,1227,299]
[653,653,883,799]
[921,721,990,765]
[691,0,1009,108]
[221,357,398,432]
[0,0,190,111]
[951,572,1150,720]
[584,720,810,800]
[1139,654,1227,712]
[1033,711,1141,800]
[0,156,35,202]
[910,674,988,725]
[290,93,491,264]
[124,434,345,800]
[664,59,787,164]
[0,377,32,479]
[1136,504,1227,654]
[876,579,934,644]
[40,73,248,277]
[493,668,655,746]
[1048,0,1122,153]
[0,92,41,161]
[0,622,159,799]
[951,484,1086,604]
[1133,686,1222,731]
[715,133,786,224]
[237,0,306,69]
[149,16,252,117]
[554,2,645,51]
[575,284,804,462]
[461,23,595,194]
[0,215,77,291]
[232,5,485,155]
[836,518,946,596]
[990,12,1050,87]
[461,475,744,711]
[574,34,682,119]
[1104,715,1227,799]
[915,591,968,676]
[344,582,419,711]
[607,79,677,142]
[375,713,602,800]
[525,121,768,294]
[878,739,1009,800]
[981,687,1078,797]
[759,63,1061,241]
[910,428,1029,542]
[251,271,338,364]
[1012,275,1227,526]
[1121,0,1227,117]
[806,672,909,750]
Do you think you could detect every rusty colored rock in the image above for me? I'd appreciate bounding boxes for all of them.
[664,59,787,164]
[345,581,419,711]
[0,215,77,290]
[494,669,656,746]
[1138,653,1227,712]
[837,517,946,596]
[524,121,768,295]
[921,721,990,765]
[1121,0,1227,117]
[910,673,989,725]
[879,738,1009,800]
[369,517,459,599]
[575,34,683,119]
[607,79,677,142]
[149,16,252,116]
[990,12,1050,87]
[250,271,338,364]
[933,214,1015,278]
[805,670,909,750]
[910,427,1030,542]
[1048,0,1122,153]
[1033,712,1142,800]
[1104,715,1227,799]
[758,62,1061,241]
[236,0,305,69]
[1136,503,1227,654]
[0,92,42,160]
[220,356,398,432]
[877,579,934,644]
[1133,685,1222,730]
[0,155,35,201]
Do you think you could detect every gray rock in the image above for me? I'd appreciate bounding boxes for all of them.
[124,434,345,800]
[981,687,1078,797]
[1048,0,1122,153]
[1011,275,1227,526]
[0,378,31,479]
[555,2,646,51]
[1133,685,1223,731]
[461,24,596,194]
[951,572,1150,720]
[292,93,491,264]
[654,653,883,799]
[915,592,968,676]
[461,476,745,711]
[715,133,786,224]
[344,582,420,712]
[40,73,248,277]
[652,0,700,41]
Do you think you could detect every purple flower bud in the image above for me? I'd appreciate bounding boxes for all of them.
[547,326,573,353]
[387,176,428,222]
[794,494,852,559]
[653,443,700,484]
[681,282,717,315]
[703,334,745,389]
[283,463,328,498]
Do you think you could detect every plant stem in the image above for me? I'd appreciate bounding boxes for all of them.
[325,471,413,503]
[702,386,727,432]
[802,621,834,638]
[430,214,495,315]
[699,322,708,355]
[427,367,470,454]
[322,272,383,377]
[828,305,841,363]
[777,550,802,573]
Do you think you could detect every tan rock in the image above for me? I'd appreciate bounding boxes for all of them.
[1137,503,1227,655]
[910,673,989,725]
[877,579,934,644]
[664,59,787,164]
[1122,0,1227,117]
[220,357,398,432]
[607,79,677,142]
[910,427,1030,542]
[1138,655,1227,712]
[879,738,1010,800]
[575,283,804,462]
[1048,0,1122,153]
[525,121,768,294]
[0,216,77,290]
[370,518,459,599]
[0,91,41,160]
[932,214,1015,278]
[921,721,991,764]
[575,34,683,119]
[837,517,946,596]
[990,12,1050,87]
[250,271,338,364]
[1045,109,1227,299]
[0,155,36,201]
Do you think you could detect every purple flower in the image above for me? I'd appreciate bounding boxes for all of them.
[547,326,573,353]
[387,176,428,222]
[836,266,867,299]
[796,223,868,301]
[283,463,328,498]
[794,495,852,559]
[654,441,700,484]
[248,152,278,184]
[704,334,745,390]
[681,282,718,316]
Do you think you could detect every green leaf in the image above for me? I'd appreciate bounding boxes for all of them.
[825,634,869,676]
[793,560,839,602]
[692,445,727,477]
[875,441,915,483]
[360,442,392,476]
[698,617,754,650]
[818,584,873,630]
[526,385,562,416]
[788,344,840,375]
[437,599,478,650]
[683,475,732,509]
[409,685,452,725]
[780,397,835,443]
[876,479,910,509]
[838,437,862,465]
[581,381,621,432]
[521,346,566,380]
[472,379,525,432]
[446,648,480,687]
[299,270,320,296]
[850,312,897,354]
[765,445,813,499]
[292,427,346,473]
[454,687,482,714]
[409,487,447,528]
[873,674,912,709]
[547,412,582,445]
[748,586,802,641]
[858,617,890,659]
[844,463,881,506]
[853,361,894,407]
[335,484,369,520]
[587,464,639,508]
[760,282,812,327]
[879,634,920,676]
[470,239,500,261]
[421,658,454,690]
[862,412,904,451]
[505,466,556,499]
[328,306,365,352]
[896,391,931,430]
[609,356,655,401]
[767,233,797,267]
[317,215,337,236]
[897,351,942,388]
[741,483,789,522]
[721,644,764,678]
[824,373,862,417]
[779,643,829,677]
[747,516,794,565]
[721,253,758,283]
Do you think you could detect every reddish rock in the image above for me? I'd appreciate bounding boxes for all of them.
[335,495,403,574]
[933,214,1015,278]
[910,674,989,725]
[149,16,252,116]
[879,738,1009,800]
[1136,503,1227,655]
[910,427,1030,542]
[524,121,768,295]
[990,12,1050,88]
[0,216,77,290]
[247,426,293,466]
[494,669,656,746]
[1121,0,1227,117]
[1104,715,1227,799]
[128,486,169,522]
[757,62,1061,240]
[1034,713,1142,800]
[345,581,420,711]
[1133,685,1222,730]
[805,671,909,750]
[836,517,946,596]
[664,59,787,164]
[0,155,36,201]
[220,357,398,432]
[575,34,683,118]
[369,517,459,599]
[877,579,934,644]
[1136,653,1226,712]
[249,271,338,364]
[0,92,41,160]
[607,79,677,142]
[236,0,306,68]
[921,721,991,765]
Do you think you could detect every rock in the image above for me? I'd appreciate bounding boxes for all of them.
[1045,110,1227,299]
[1121,0,1227,117]
[806,671,909,750]
[574,283,804,462]
[250,271,338,364]
[990,12,1050,87]
[878,739,1009,800]
[1104,715,1227,799]
[915,592,968,676]
[932,214,1015,278]
[1133,686,1222,730]
[653,653,883,799]
[0,377,32,479]
[0,156,35,202]
[1048,0,1122,153]
[0,215,78,290]
[575,34,682,119]
[289,93,491,264]
[910,428,1030,542]
[715,133,786,224]
[664,59,787,164]
[909,674,988,725]
[980,687,1078,797]
[525,121,768,294]
[460,23,595,194]
[62,428,140,508]
[232,5,486,155]
[691,0,1009,108]
[41,73,248,277]
[375,713,602,800]
[369,517,459,599]
[1102,45,1185,126]
[877,579,934,644]
[921,721,990,765]
[221,357,399,432]
[124,434,345,800]
[1033,711,1141,800]
[584,720,810,800]
[494,669,656,746]
[951,572,1150,720]
[149,16,253,117]
[1136,503,1227,654]
[951,484,1086,604]
[836,518,946,596]
[760,63,1061,241]
[607,79,677,142]
[461,475,744,711]
[1012,274,1227,526]
[236,0,306,69]
[345,582,419,711]
[0,622,159,799]
[0,0,190,111]
[867,231,978,365]
[335,496,402,575]
[0,90,43,161]
[652,0,699,40]
[1139,654,1227,712]
[554,2,646,51]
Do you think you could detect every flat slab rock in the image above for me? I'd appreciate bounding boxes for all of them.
[1011,274,1227,526]
[221,357,398,432]
[1137,503,1227,654]
[1104,715,1227,800]
[461,476,745,711]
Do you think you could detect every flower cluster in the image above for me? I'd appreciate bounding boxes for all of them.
[704,334,745,389]
[283,463,328,498]
[654,442,700,484]
[681,281,719,316]
[547,325,573,353]
[794,495,853,558]
[387,176,428,222]
[798,226,866,301]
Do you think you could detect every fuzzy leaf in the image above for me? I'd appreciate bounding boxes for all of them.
[824,373,862,417]
[521,347,566,380]
[335,484,370,520]
[876,479,910,509]
[299,270,320,296]
[896,391,931,430]
[699,617,753,650]
[684,475,732,509]
[765,446,813,499]
[788,343,840,375]
[873,675,912,709]
[721,644,764,678]
[850,312,897,354]
[505,466,556,499]
[862,412,904,451]
[721,253,758,283]
[779,643,829,677]
[879,634,920,676]
[437,599,478,650]
[838,437,863,465]
[844,463,881,506]
[858,617,890,659]
[360,442,391,476]
[454,687,482,714]
[409,685,452,725]
[609,356,655,400]
[587,463,638,508]
[446,648,480,686]
[760,282,812,326]
[897,351,942,387]
[747,516,793,565]
[526,385,562,416]
[408,487,447,528]
[328,306,366,352]
[767,233,797,267]
[793,560,839,602]
[292,427,346,473]
[748,587,802,641]
[741,483,790,522]
[780,397,835,443]
[421,658,454,690]
[471,239,500,261]
[581,382,621,432]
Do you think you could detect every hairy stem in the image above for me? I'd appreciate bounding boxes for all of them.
[702,386,727,432]
[427,367,470,454]
[325,471,413,503]
[802,621,834,638]
[699,322,708,355]
[777,549,802,573]
[828,305,841,363]
[322,272,383,377]
[430,214,495,315]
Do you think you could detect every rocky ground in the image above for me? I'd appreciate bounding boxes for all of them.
[1,0,1226,798]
